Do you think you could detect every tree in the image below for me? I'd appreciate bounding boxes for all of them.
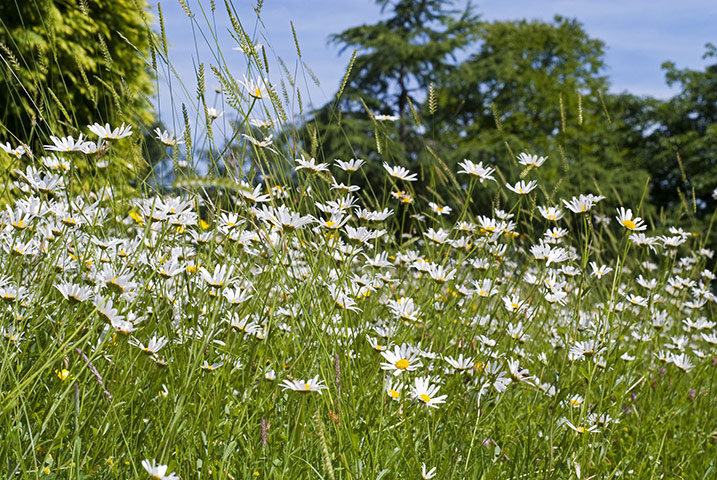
[432,16,651,210]
[0,0,156,144]
[0,0,158,198]
[643,44,717,218]
[303,0,479,182]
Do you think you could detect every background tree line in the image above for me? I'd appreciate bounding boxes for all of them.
[304,0,716,248]
[1,0,715,251]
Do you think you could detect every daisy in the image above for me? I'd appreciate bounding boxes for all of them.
[227,314,263,336]
[472,279,498,298]
[330,181,361,193]
[256,205,315,231]
[457,159,496,183]
[295,155,329,173]
[590,262,613,279]
[502,294,527,314]
[201,360,224,371]
[239,74,270,99]
[517,152,547,168]
[563,194,605,214]
[387,297,422,322]
[237,181,271,203]
[141,459,179,480]
[423,227,450,244]
[538,205,564,221]
[411,376,447,408]
[421,463,437,479]
[380,344,423,376]
[569,339,602,360]
[630,233,658,251]
[425,263,456,283]
[130,336,169,355]
[249,118,273,128]
[87,122,133,140]
[505,180,538,195]
[206,107,223,120]
[233,41,263,54]
[669,353,694,372]
[55,281,93,303]
[546,246,570,266]
[44,134,90,152]
[429,202,452,216]
[507,358,533,383]
[483,361,511,392]
[199,264,235,288]
[565,394,584,408]
[366,335,389,352]
[0,142,26,158]
[444,353,474,372]
[544,227,569,241]
[625,293,648,307]
[615,207,647,231]
[280,375,328,394]
[334,158,365,172]
[317,212,350,230]
[563,419,600,434]
[346,226,386,244]
[242,134,276,152]
[222,287,252,305]
[385,380,403,401]
[42,154,71,172]
[374,113,399,121]
[661,235,687,248]
[154,128,184,146]
[327,285,361,312]
[383,162,417,182]
[93,295,123,325]
[390,190,414,204]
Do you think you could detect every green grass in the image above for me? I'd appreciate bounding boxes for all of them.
[0,2,715,479]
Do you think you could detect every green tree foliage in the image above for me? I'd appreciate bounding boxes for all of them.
[0,0,155,143]
[330,0,478,137]
[0,0,158,197]
[306,0,479,188]
[311,9,655,217]
[433,16,650,211]
[644,44,717,218]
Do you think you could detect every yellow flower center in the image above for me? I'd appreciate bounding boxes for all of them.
[419,394,431,403]
[389,389,399,399]
[304,384,311,391]
[254,88,263,97]
[395,358,410,370]
[570,399,581,406]
[621,219,636,230]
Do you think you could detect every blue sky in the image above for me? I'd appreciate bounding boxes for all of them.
[155,0,715,128]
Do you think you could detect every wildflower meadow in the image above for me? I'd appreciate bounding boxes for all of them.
[0,1,715,479]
